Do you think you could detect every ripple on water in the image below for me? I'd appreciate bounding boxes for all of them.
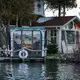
[0,63,45,80]
[0,61,80,80]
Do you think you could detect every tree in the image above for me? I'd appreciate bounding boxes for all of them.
[10,0,34,26]
[45,0,77,17]
[0,0,34,48]
[0,0,34,26]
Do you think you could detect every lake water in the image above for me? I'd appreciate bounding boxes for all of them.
[0,60,80,80]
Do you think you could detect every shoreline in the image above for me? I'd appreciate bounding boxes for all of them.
[0,55,80,63]
[46,55,80,63]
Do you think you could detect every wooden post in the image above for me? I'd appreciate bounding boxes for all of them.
[65,31,68,54]
[41,30,45,57]
[58,29,62,52]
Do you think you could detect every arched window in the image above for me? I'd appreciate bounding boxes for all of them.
[37,3,41,12]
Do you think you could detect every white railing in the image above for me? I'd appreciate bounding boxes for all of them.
[0,48,47,52]
[0,48,47,57]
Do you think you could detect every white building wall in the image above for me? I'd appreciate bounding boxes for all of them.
[61,24,80,54]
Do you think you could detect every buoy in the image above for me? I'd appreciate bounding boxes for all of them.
[19,50,28,59]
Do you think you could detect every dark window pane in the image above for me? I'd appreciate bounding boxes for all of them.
[67,31,75,44]
[33,31,41,50]
[22,31,32,49]
[62,31,65,40]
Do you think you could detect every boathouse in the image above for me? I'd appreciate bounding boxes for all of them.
[9,27,47,59]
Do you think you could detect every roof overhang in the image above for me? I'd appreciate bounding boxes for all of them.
[63,16,77,26]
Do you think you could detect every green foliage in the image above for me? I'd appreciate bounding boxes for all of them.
[0,0,34,48]
[47,43,58,55]
[45,0,77,8]
[45,0,77,16]
[0,0,34,25]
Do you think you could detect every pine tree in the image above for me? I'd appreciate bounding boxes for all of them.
[0,0,34,48]
[45,0,77,17]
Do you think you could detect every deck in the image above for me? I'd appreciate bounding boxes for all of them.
[0,57,45,62]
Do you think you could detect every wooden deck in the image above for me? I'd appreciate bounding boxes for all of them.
[0,57,45,62]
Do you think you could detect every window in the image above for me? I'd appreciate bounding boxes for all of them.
[76,31,79,44]
[13,30,41,50]
[37,3,41,12]
[67,31,75,44]
[13,31,21,50]
[62,31,65,40]
[13,31,22,56]
[22,31,32,49]
[33,31,41,50]
[22,31,41,50]
[51,30,57,43]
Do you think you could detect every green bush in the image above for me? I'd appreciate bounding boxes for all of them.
[47,43,58,55]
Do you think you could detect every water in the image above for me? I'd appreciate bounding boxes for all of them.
[0,60,80,80]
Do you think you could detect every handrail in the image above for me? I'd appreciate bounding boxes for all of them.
[0,48,47,53]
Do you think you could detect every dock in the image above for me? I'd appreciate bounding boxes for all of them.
[0,57,45,62]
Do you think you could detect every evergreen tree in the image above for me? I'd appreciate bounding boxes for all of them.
[0,0,34,48]
[45,0,77,17]
[0,0,34,26]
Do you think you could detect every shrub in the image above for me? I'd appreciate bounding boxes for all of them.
[47,43,58,55]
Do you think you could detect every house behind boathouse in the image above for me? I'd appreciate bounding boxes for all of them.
[32,16,80,54]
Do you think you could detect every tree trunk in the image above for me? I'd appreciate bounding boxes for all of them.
[0,19,7,48]
[30,20,32,27]
[16,14,19,27]
[8,20,10,27]
[63,4,66,16]
[58,5,61,17]
[7,20,10,49]
[20,18,22,27]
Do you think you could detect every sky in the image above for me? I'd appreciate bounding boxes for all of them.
[45,0,80,18]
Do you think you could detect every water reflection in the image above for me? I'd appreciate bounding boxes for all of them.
[46,60,80,80]
[0,62,45,80]
[45,60,58,80]
[0,61,80,80]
